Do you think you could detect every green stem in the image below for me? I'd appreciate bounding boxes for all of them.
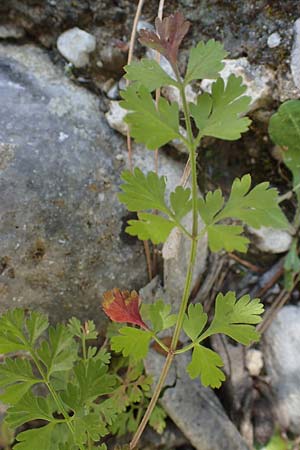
[130,69,200,449]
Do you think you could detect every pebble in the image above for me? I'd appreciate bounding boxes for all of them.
[267,32,281,48]
[291,18,300,89]
[0,24,25,39]
[57,27,96,68]
[246,349,264,376]
[248,226,292,254]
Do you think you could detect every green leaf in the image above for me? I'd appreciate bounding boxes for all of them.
[111,327,152,360]
[185,40,227,84]
[144,300,177,333]
[74,414,108,445]
[68,317,98,340]
[0,358,41,404]
[118,168,169,214]
[26,311,49,345]
[37,324,77,376]
[198,189,224,225]
[284,239,300,291]
[170,186,192,221]
[269,100,300,149]
[5,392,55,428]
[149,405,167,434]
[124,58,177,91]
[186,344,225,388]
[206,224,249,253]
[14,423,69,450]
[120,85,180,149]
[183,304,207,341]
[215,175,289,229]
[126,213,175,244]
[191,75,251,140]
[203,292,264,345]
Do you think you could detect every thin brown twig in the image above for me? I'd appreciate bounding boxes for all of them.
[227,252,264,273]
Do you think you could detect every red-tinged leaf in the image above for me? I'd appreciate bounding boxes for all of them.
[102,289,148,330]
[139,11,190,68]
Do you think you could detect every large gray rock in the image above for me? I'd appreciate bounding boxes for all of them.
[263,306,300,434]
[0,44,184,326]
[145,350,249,450]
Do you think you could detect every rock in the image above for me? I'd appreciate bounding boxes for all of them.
[291,19,300,90]
[201,58,275,112]
[0,43,186,325]
[248,226,292,254]
[105,100,127,135]
[145,350,249,450]
[57,27,96,68]
[246,349,264,377]
[263,306,300,434]
[161,84,197,110]
[137,20,154,33]
[267,32,281,48]
[0,24,24,39]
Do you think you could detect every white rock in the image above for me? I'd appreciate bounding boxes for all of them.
[267,32,281,48]
[291,19,300,90]
[201,58,275,112]
[57,27,96,68]
[105,100,127,135]
[162,83,197,110]
[263,306,300,433]
[137,20,154,33]
[245,349,264,376]
[248,226,292,253]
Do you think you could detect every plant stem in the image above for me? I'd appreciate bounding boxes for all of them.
[129,73,199,449]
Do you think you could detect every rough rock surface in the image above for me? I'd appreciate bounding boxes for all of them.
[263,306,300,434]
[0,44,185,326]
[248,226,292,254]
[291,18,300,90]
[145,350,249,450]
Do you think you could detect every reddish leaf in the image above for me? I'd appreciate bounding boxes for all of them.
[139,11,190,68]
[102,288,148,330]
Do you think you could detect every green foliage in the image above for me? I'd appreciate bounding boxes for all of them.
[198,174,289,252]
[126,212,175,244]
[183,304,207,341]
[191,75,251,140]
[269,100,300,152]
[120,85,180,149]
[124,58,177,91]
[284,238,300,291]
[111,327,152,360]
[142,300,177,333]
[185,40,227,84]
[0,309,164,450]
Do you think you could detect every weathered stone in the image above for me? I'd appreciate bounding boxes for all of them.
[57,27,96,68]
[263,306,300,434]
[145,350,249,450]
[246,349,264,377]
[291,19,300,90]
[201,58,275,112]
[248,226,292,254]
[0,44,185,326]
[0,24,24,39]
[267,32,281,49]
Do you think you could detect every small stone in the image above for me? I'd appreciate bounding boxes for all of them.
[263,306,300,433]
[57,27,96,68]
[201,58,275,112]
[267,32,281,48]
[137,20,154,33]
[246,349,264,376]
[248,226,292,254]
[105,100,127,135]
[291,19,300,89]
[106,83,119,100]
[0,25,25,40]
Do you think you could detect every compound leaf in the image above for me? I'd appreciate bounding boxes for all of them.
[5,392,55,428]
[124,58,177,91]
[186,344,225,388]
[191,75,251,140]
[198,189,224,226]
[111,327,152,360]
[203,291,264,345]
[185,40,227,84]
[118,168,169,214]
[14,423,69,450]
[183,304,207,341]
[126,213,175,244]
[68,318,98,340]
[120,85,180,149]
[74,414,108,445]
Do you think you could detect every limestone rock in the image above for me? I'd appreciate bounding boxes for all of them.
[248,226,292,254]
[291,19,300,90]
[267,32,281,49]
[0,43,185,326]
[201,58,275,112]
[57,27,96,68]
[0,25,24,39]
[263,306,300,434]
